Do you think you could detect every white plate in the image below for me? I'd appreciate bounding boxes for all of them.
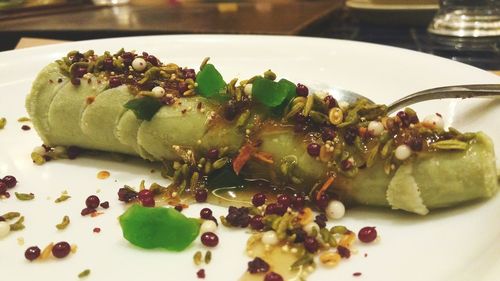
[0,35,499,281]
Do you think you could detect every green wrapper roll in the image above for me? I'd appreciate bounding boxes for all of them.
[26,62,498,214]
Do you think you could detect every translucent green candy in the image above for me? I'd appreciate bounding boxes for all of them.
[252,77,296,107]
[119,204,200,251]
[195,63,227,100]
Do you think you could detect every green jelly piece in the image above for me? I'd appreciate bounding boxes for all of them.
[270,78,297,115]
[196,64,227,100]
[124,96,163,121]
[252,77,296,107]
[119,204,200,251]
[278,78,297,104]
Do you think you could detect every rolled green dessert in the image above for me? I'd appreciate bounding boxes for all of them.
[26,50,498,215]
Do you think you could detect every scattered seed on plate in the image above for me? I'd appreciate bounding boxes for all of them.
[71,244,78,254]
[21,125,31,131]
[9,216,25,231]
[54,194,71,203]
[1,212,20,220]
[56,216,70,230]
[17,117,31,122]
[40,243,54,260]
[15,192,35,201]
[0,117,6,129]
[193,251,202,265]
[93,227,101,233]
[204,250,212,264]
[78,269,91,278]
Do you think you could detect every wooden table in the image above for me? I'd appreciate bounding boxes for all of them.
[0,0,344,50]
[1,1,498,71]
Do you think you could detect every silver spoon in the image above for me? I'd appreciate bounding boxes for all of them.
[330,84,500,114]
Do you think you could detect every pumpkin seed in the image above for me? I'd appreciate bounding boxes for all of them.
[78,269,91,279]
[310,110,329,124]
[291,254,314,270]
[56,215,70,230]
[9,216,25,231]
[430,139,468,150]
[193,251,203,265]
[213,157,229,170]
[204,250,212,264]
[263,69,277,81]
[236,110,251,128]
[199,57,210,70]
[0,117,6,129]
[319,251,341,267]
[302,94,314,116]
[1,212,20,220]
[284,101,305,120]
[190,172,199,190]
[380,139,394,159]
[330,225,348,234]
[366,143,380,168]
[15,192,35,201]
[204,161,213,174]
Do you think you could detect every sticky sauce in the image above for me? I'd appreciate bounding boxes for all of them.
[97,170,110,179]
[239,239,304,281]
[206,180,296,208]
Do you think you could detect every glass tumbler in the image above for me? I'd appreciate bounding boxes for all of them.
[428,0,500,37]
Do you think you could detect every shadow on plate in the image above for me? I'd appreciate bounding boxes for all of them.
[348,196,494,225]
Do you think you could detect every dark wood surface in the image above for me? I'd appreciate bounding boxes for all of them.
[0,0,498,70]
[0,1,342,34]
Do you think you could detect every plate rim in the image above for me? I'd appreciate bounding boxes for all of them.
[1,33,499,281]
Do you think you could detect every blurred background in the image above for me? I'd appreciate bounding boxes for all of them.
[0,0,498,70]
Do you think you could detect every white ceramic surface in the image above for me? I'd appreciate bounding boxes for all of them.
[0,35,499,281]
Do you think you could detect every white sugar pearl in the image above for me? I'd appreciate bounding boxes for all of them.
[53,146,66,155]
[367,121,384,136]
[0,222,10,239]
[338,101,349,112]
[423,114,444,130]
[132,57,147,72]
[151,86,166,98]
[32,146,46,155]
[325,200,345,220]
[244,83,253,95]
[395,144,412,160]
[200,220,217,234]
[303,222,320,236]
[262,230,279,245]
